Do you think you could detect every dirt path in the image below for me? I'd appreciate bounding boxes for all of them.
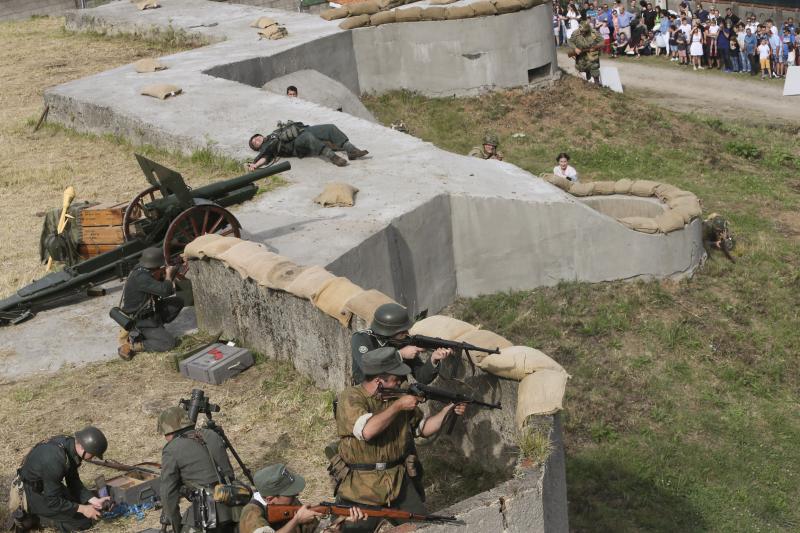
[557,50,799,124]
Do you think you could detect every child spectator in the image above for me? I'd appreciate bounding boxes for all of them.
[729,35,741,72]
[707,19,720,69]
[599,21,611,53]
[676,30,688,65]
[669,25,679,61]
[690,27,704,70]
[757,38,771,79]
[554,153,579,183]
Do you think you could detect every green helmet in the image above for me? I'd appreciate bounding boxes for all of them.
[140,247,165,269]
[370,303,413,338]
[75,426,108,459]
[157,406,193,436]
[710,216,728,233]
[483,133,499,147]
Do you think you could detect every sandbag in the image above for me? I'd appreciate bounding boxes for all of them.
[348,0,380,15]
[629,180,660,197]
[655,210,685,233]
[217,241,271,278]
[410,315,477,340]
[345,289,396,323]
[134,58,167,73]
[592,181,616,195]
[478,346,564,381]
[613,178,633,194]
[539,173,569,192]
[320,7,349,20]
[259,25,288,40]
[285,265,336,300]
[471,1,498,16]
[445,5,475,18]
[136,0,159,10]
[494,0,523,14]
[518,0,538,7]
[668,196,701,220]
[339,14,372,29]
[619,216,659,234]
[314,182,359,207]
[420,6,447,19]
[251,16,277,28]
[313,277,364,326]
[516,370,569,427]
[370,10,396,25]
[378,0,403,8]
[265,261,307,291]
[429,0,458,4]
[140,84,181,99]
[183,234,234,260]
[455,329,513,363]
[569,182,595,197]
[656,185,694,203]
[244,253,292,286]
[395,6,423,22]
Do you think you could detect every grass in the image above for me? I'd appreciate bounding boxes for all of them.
[0,16,282,298]
[364,80,800,531]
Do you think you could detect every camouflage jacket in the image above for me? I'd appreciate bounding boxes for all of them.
[468,146,503,160]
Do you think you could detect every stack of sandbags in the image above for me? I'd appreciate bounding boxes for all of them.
[340,14,372,29]
[409,315,477,340]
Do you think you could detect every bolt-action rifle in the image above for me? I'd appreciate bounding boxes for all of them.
[87,458,161,476]
[267,502,457,524]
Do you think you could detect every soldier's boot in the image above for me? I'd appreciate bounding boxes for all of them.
[118,341,144,361]
[322,147,348,167]
[343,141,369,161]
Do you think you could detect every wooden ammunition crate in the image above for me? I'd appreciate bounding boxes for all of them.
[77,244,120,256]
[79,202,127,227]
[77,202,128,259]
[80,226,125,245]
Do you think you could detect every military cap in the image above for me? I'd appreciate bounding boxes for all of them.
[254,464,305,497]
[483,133,499,147]
[361,347,411,377]
[157,406,194,435]
[140,247,165,269]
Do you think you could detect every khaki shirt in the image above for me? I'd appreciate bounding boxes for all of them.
[335,386,424,506]
[238,500,326,533]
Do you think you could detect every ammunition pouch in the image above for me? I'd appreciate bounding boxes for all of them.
[274,121,307,143]
[326,453,350,495]
[8,475,35,532]
[212,481,252,507]
[109,307,136,331]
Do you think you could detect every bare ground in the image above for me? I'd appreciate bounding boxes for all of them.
[557,49,800,124]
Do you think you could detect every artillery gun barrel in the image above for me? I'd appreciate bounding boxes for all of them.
[190,161,290,200]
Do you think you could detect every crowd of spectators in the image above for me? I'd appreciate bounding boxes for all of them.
[554,1,798,79]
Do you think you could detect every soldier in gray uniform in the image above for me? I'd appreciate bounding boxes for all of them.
[14,427,109,532]
[116,247,184,360]
[158,407,239,533]
[351,303,453,386]
[247,123,368,169]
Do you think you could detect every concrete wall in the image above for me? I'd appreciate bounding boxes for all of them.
[351,5,558,96]
[204,31,362,94]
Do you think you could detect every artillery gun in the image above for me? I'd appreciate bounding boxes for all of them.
[0,154,289,325]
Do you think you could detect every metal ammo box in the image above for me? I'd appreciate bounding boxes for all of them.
[179,343,254,385]
[106,463,161,505]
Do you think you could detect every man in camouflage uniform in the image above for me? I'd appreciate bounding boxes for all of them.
[238,464,365,533]
[247,124,368,169]
[703,213,736,261]
[468,133,504,161]
[14,427,110,532]
[334,348,465,532]
[569,20,605,82]
[158,407,240,533]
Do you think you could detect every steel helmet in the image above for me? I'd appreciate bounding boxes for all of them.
[75,426,108,459]
[140,248,165,269]
[370,303,414,338]
[483,133,499,147]
[157,406,194,436]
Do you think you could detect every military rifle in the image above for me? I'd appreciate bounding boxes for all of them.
[720,236,736,264]
[567,43,605,58]
[267,502,457,524]
[87,458,161,476]
[392,334,500,358]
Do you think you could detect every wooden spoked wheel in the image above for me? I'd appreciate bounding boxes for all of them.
[162,205,241,277]
[123,186,160,241]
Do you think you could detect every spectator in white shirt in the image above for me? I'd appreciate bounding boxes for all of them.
[553,153,579,182]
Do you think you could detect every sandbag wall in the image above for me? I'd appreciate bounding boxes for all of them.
[543,175,703,234]
[321,0,549,29]
[184,234,569,461]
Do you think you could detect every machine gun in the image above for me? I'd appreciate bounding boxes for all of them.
[377,382,501,434]
[0,155,289,325]
[392,334,499,358]
[267,502,458,524]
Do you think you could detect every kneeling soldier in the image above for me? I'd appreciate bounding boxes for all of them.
[158,407,240,533]
[12,427,110,532]
[238,464,365,533]
[334,347,465,532]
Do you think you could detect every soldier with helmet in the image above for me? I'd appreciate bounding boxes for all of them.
[116,247,184,360]
[157,406,241,533]
[568,19,605,83]
[703,213,736,262]
[468,133,504,161]
[12,426,110,532]
[351,303,453,386]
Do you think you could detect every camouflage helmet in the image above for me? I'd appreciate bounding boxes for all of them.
[482,133,499,147]
[706,213,728,233]
[370,303,413,338]
[157,406,193,436]
[580,19,592,32]
[75,426,108,459]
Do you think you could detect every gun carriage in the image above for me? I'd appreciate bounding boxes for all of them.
[0,155,289,325]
